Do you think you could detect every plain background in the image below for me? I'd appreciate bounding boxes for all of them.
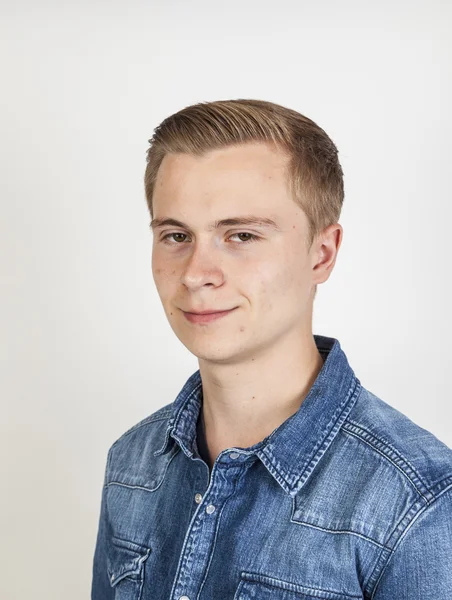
[1,1,451,598]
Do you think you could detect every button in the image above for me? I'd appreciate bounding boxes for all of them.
[206,504,215,514]
[179,596,190,600]
[229,452,240,459]
[194,493,202,504]
[111,575,115,582]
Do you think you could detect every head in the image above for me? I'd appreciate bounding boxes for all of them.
[145,99,343,365]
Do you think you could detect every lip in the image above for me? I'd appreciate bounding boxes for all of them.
[185,309,234,315]
[182,307,237,324]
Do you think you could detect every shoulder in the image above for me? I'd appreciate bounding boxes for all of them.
[339,387,452,595]
[110,402,174,449]
[301,384,452,559]
[343,385,452,499]
[104,402,176,484]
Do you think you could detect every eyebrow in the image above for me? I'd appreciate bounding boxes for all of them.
[150,215,281,232]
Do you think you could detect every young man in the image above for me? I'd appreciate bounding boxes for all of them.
[91,99,452,599]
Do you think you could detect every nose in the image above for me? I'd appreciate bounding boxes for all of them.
[180,245,226,291]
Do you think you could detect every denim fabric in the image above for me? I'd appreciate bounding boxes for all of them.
[91,335,452,599]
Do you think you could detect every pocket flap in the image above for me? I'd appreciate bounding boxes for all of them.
[235,573,359,600]
[106,536,151,587]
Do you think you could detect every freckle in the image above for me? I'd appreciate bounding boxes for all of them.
[240,327,245,332]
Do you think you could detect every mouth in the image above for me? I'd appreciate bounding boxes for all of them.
[181,307,238,324]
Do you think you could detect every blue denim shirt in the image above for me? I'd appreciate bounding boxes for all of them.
[91,335,452,599]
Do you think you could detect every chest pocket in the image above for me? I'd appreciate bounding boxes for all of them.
[106,536,151,600]
[234,573,361,600]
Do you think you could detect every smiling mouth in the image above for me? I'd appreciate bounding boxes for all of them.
[181,307,238,324]
[184,309,236,315]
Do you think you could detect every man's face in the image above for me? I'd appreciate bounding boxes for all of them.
[151,142,318,365]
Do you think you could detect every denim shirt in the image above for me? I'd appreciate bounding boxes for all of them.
[91,334,452,599]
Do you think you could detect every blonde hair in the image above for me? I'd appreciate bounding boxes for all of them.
[144,98,344,251]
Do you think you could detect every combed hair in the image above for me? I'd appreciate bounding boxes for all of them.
[144,98,344,250]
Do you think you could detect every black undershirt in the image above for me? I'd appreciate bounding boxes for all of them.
[196,406,211,469]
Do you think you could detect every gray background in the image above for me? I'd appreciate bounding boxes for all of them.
[1,1,451,598]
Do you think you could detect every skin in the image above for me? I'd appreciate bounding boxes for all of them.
[151,141,343,469]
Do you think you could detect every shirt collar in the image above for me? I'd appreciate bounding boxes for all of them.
[154,334,362,498]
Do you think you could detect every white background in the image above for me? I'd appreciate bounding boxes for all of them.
[1,1,451,598]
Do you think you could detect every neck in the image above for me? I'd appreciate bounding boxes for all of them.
[198,329,324,463]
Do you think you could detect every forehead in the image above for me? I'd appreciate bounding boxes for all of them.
[153,142,291,207]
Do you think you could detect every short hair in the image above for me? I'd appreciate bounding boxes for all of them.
[144,98,344,251]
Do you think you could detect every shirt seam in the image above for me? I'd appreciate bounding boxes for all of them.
[368,484,452,598]
[109,406,174,451]
[263,376,362,494]
[341,420,430,501]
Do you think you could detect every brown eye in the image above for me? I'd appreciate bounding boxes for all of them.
[161,233,188,244]
[160,232,261,246]
[228,232,260,244]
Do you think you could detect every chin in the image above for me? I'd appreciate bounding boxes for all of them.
[184,341,241,363]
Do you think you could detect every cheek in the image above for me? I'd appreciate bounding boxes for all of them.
[245,264,283,311]
[152,263,165,284]
[152,259,177,297]
[152,251,172,277]
[252,257,307,308]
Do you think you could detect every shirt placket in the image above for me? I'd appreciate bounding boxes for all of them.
[170,451,247,600]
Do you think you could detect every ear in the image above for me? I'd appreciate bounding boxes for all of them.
[311,224,343,285]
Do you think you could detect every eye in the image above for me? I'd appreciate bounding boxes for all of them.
[228,232,260,244]
[161,232,187,244]
[160,232,261,245]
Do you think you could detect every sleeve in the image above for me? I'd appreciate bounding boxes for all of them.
[372,486,452,599]
[91,446,114,600]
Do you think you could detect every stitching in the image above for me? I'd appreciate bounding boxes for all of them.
[341,425,429,502]
[172,381,203,432]
[346,417,425,484]
[262,375,360,491]
[106,445,180,491]
[197,485,240,598]
[110,407,173,450]
[240,570,362,599]
[369,484,452,598]
[289,516,390,551]
[292,378,361,488]
[106,481,163,493]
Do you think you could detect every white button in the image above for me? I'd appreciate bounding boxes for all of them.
[229,452,240,459]
[194,493,202,504]
[179,596,190,600]
[206,504,215,514]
